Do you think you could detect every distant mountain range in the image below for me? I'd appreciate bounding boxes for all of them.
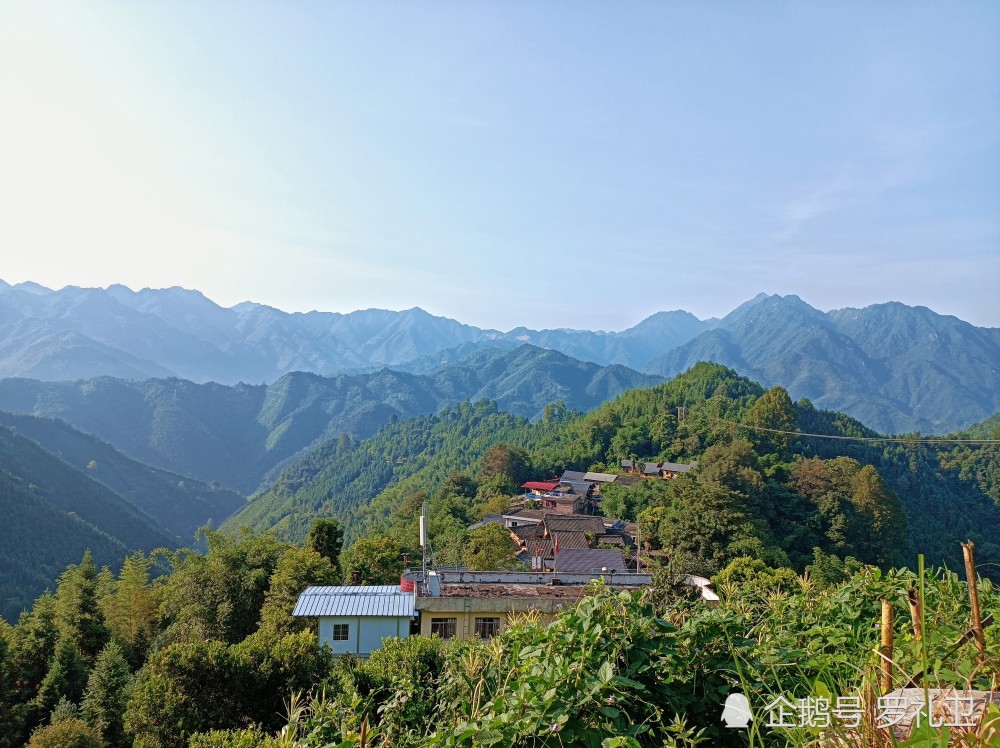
[0,346,661,493]
[0,280,709,381]
[1,280,997,434]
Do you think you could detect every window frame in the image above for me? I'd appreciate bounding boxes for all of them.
[430,617,457,639]
[331,623,350,641]
[474,616,501,639]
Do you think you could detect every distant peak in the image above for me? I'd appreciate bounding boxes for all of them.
[12,281,53,294]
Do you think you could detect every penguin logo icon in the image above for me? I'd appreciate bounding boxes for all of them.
[721,692,752,728]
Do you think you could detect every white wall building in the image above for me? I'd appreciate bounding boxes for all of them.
[292,585,415,656]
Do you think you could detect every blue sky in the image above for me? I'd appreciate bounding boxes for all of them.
[1,1,997,330]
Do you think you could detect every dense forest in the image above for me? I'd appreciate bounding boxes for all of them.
[231,363,1000,578]
[1,521,997,746]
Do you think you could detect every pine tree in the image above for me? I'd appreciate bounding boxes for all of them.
[33,637,88,719]
[99,553,159,665]
[54,552,109,663]
[81,641,132,748]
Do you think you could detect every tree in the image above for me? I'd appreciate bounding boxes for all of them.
[657,477,763,576]
[849,465,906,566]
[743,386,797,454]
[711,557,799,600]
[4,593,59,746]
[305,518,343,578]
[477,444,530,494]
[258,547,339,637]
[340,535,404,584]
[99,553,159,666]
[33,637,89,720]
[462,523,517,571]
[81,641,132,748]
[124,640,235,748]
[54,552,109,663]
[158,529,290,645]
[26,718,104,748]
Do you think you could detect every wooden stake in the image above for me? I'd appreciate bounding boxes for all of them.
[881,599,894,693]
[961,540,986,664]
[907,587,923,641]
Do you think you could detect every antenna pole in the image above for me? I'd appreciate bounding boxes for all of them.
[420,501,429,582]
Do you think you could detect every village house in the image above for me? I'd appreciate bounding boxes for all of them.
[620,458,696,479]
[291,585,415,656]
[407,569,652,640]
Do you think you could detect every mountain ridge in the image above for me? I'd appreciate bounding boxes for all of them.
[2,281,997,433]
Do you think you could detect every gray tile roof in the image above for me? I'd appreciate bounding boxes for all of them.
[292,585,415,618]
[660,461,694,473]
[583,471,617,483]
[544,514,606,534]
[551,549,627,573]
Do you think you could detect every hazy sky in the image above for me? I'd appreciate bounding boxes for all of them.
[1,1,998,330]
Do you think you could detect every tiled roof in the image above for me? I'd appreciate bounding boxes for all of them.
[292,585,415,618]
[512,524,544,543]
[551,549,627,573]
[544,514,606,534]
[660,461,695,473]
[583,471,617,483]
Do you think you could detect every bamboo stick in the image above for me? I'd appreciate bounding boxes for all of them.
[961,540,986,664]
[881,599,894,693]
[907,587,923,641]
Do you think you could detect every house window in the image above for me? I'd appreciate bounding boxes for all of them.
[474,617,501,639]
[331,623,350,641]
[430,617,457,639]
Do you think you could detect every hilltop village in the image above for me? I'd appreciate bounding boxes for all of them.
[292,459,718,656]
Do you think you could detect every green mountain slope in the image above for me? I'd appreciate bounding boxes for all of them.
[0,346,660,493]
[227,363,1000,577]
[0,425,179,621]
[0,412,245,540]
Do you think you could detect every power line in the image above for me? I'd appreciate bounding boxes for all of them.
[709,419,1000,445]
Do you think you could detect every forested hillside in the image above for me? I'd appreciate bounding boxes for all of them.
[0,426,178,621]
[0,413,244,540]
[0,346,659,493]
[231,363,1000,576]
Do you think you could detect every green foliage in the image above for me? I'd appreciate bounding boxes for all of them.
[305,518,343,577]
[340,535,403,585]
[259,547,339,637]
[81,641,133,748]
[54,552,110,663]
[157,529,290,645]
[711,557,799,600]
[98,552,160,666]
[476,444,531,495]
[27,717,105,748]
[35,637,90,720]
[461,523,517,571]
[804,547,862,589]
[124,639,235,748]
[187,727,280,748]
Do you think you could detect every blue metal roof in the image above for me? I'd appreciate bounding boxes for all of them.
[292,585,415,618]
